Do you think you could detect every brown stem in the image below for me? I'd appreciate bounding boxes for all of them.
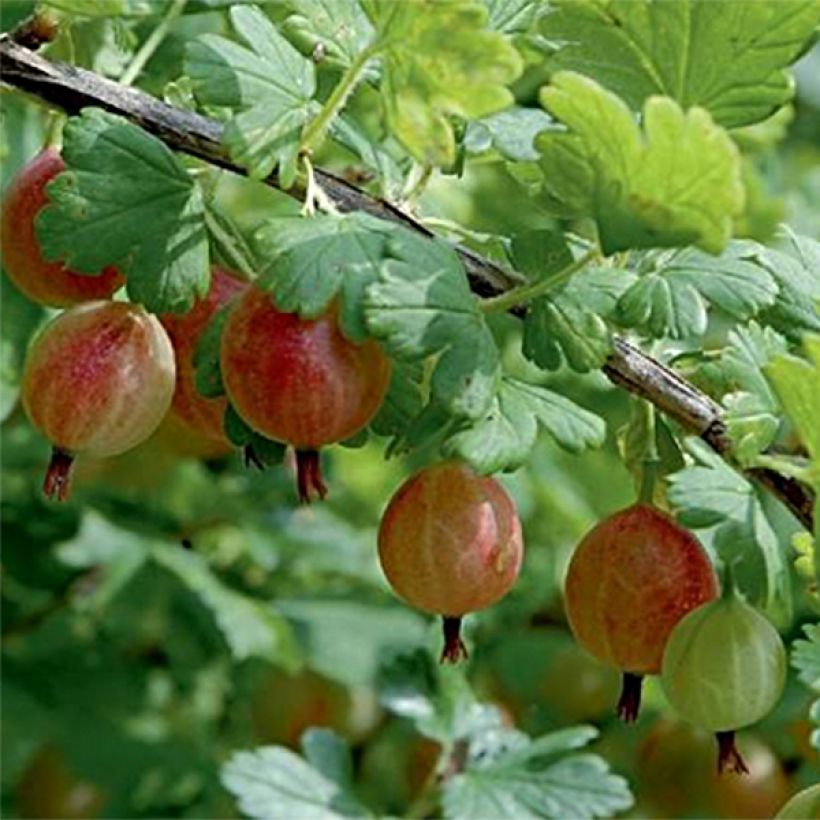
[0,38,813,531]
[43,447,74,502]
[616,672,643,723]
[295,449,327,504]
[716,730,749,775]
[440,616,468,663]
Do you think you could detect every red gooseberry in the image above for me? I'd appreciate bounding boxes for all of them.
[378,461,524,662]
[564,503,719,722]
[160,266,245,453]
[220,286,391,501]
[1,149,124,307]
[22,300,175,501]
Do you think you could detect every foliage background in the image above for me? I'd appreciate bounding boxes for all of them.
[1,1,819,818]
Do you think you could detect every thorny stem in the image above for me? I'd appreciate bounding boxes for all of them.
[616,672,643,723]
[479,250,598,314]
[300,44,380,155]
[119,0,188,88]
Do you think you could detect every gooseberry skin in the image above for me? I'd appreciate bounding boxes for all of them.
[660,593,787,773]
[775,785,820,819]
[160,266,244,448]
[564,503,718,721]
[22,301,175,500]
[378,461,524,661]
[1,149,124,307]
[220,286,391,498]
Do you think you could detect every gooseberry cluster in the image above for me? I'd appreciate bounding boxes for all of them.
[564,503,787,774]
[6,148,789,770]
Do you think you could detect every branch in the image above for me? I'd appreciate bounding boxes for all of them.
[0,36,813,531]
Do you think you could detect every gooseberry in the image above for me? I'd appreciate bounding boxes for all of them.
[377,461,524,662]
[661,590,787,774]
[775,784,820,819]
[160,266,244,451]
[1,149,124,307]
[564,503,718,722]
[22,300,175,501]
[220,286,391,501]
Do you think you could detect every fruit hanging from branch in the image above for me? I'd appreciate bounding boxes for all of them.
[220,287,391,501]
[1,149,124,307]
[160,266,245,455]
[661,586,787,775]
[378,461,524,662]
[564,503,719,722]
[22,300,176,501]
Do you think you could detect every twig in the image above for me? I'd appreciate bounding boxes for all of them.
[0,38,813,531]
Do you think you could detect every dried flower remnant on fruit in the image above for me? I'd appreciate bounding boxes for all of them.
[378,461,524,662]
[21,301,175,501]
[220,287,390,501]
[564,503,718,722]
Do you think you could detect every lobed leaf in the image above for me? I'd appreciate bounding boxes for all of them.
[186,4,317,185]
[36,108,209,314]
[536,72,744,255]
[539,0,820,129]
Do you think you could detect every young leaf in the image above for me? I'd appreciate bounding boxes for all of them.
[36,109,209,314]
[282,0,376,70]
[253,213,399,341]
[221,743,368,820]
[152,545,298,666]
[483,0,541,33]
[442,730,633,820]
[443,377,605,474]
[539,0,820,128]
[372,0,523,166]
[616,245,778,339]
[365,240,500,421]
[465,107,554,162]
[186,4,317,185]
[536,72,744,255]
[792,623,820,693]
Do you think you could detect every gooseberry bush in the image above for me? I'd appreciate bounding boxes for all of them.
[1,1,819,819]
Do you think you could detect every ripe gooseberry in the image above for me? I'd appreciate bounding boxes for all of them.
[220,287,391,501]
[661,588,787,774]
[377,461,524,662]
[1,149,124,307]
[22,300,175,501]
[564,503,718,722]
[160,266,245,454]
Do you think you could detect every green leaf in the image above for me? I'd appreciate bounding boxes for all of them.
[36,108,209,313]
[254,213,399,341]
[186,4,317,184]
[365,239,500,421]
[300,729,355,790]
[539,0,820,128]
[483,0,541,33]
[193,302,233,399]
[44,0,127,16]
[668,452,793,626]
[465,108,554,162]
[510,230,572,279]
[0,276,44,422]
[152,545,299,666]
[221,744,368,820]
[223,404,287,467]
[616,245,778,339]
[722,391,779,466]
[373,0,523,166]
[442,728,633,820]
[369,360,425,449]
[443,377,605,474]
[282,0,376,70]
[792,623,820,693]
[536,72,744,255]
